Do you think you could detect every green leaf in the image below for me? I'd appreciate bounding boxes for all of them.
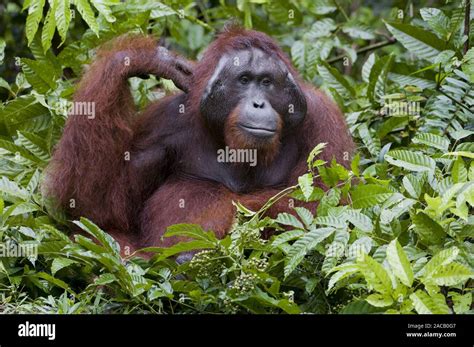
[37,272,74,293]
[270,230,305,248]
[55,0,71,42]
[93,273,117,286]
[298,173,314,201]
[322,228,349,274]
[0,39,5,64]
[366,293,393,307]
[291,41,306,72]
[41,3,57,52]
[351,184,393,209]
[21,58,57,92]
[419,8,450,39]
[0,139,42,164]
[419,247,459,280]
[412,133,450,151]
[384,21,446,62]
[284,227,334,278]
[73,218,121,256]
[91,0,116,22]
[412,212,446,246]
[367,54,393,103]
[450,292,472,314]
[327,263,359,293]
[51,257,76,276]
[0,177,29,201]
[318,61,355,97]
[345,210,373,232]
[342,24,375,40]
[386,239,414,287]
[158,240,214,260]
[164,224,218,242]
[307,142,327,169]
[362,53,375,83]
[357,123,380,158]
[462,48,474,83]
[276,213,305,230]
[358,254,392,295]
[388,72,436,89]
[410,290,450,314]
[314,215,347,229]
[429,263,473,286]
[17,131,50,161]
[75,0,99,36]
[25,0,46,45]
[402,173,425,199]
[385,150,436,173]
[294,207,314,228]
[452,157,468,183]
[307,18,337,38]
[1,95,51,134]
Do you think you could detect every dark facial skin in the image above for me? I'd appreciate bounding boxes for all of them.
[200,48,307,143]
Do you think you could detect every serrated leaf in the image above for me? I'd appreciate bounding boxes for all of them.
[270,230,305,248]
[351,184,393,209]
[75,0,99,36]
[17,131,50,161]
[388,72,437,89]
[55,0,71,42]
[345,209,373,232]
[41,3,57,52]
[91,0,116,22]
[452,157,468,183]
[327,263,359,293]
[294,207,313,228]
[386,239,414,286]
[410,290,450,314]
[276,213,305,230]
[412,212,446,246]
[51,257,76,276]
[284,227,334,278]
[342,24,375,40]
[298,173,314,201]
[25,0,46,45]
[368,54,393,103]
[420,247,459,280]
[73,218,120,256]
[366,293,393,307]
[164,223,218,242]
[357,123,380,158]
[385,21,446,62]
[430,263,473,286]
[358,254,392,295]
[318,61,355,97]
[385,150,436,173]
[413,133,450,151]
[420,8,450,39]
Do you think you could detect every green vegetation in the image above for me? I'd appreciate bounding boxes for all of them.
[0,0,473,314]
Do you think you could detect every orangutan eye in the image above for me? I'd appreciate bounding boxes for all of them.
[261,77,272,86]
[239,75,250,84]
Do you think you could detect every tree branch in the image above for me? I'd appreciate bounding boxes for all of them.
[327,37,397,64]
[464,0,471,54]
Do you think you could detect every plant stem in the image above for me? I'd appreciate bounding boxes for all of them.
[438,89,473,112]
[464,0,471,54]
[327,38,397,64]
[334,0,350,21]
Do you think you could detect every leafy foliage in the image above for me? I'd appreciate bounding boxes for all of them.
[0,0,472,314]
